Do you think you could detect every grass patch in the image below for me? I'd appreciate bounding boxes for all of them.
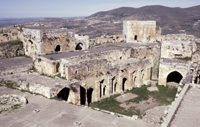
[0,80,18,89]
[151,85,177,105]
[0,40,23,47]
[90,84,177,117]
[177,57,191,61]
[11,104,21,110]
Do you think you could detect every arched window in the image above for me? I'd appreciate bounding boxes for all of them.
[134,35,137,40]
[55,45,61,52]
[75,42,83,50]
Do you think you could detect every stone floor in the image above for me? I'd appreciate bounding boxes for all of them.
[0,86,159,127]
[170,87,200,127]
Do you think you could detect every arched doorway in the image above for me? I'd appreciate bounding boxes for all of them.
[167,71,183,83]
[75,42,83,50]
[87,88,93,105]
[57,88,70,101]
[100,80,104,98]
[80,86,86,105]
[134,35,137,40]
[55,45,61,52]
[122,78,127,91]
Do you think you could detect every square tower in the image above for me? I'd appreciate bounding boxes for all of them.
[123,21,156,43]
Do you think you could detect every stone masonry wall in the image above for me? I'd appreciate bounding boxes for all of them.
[123,21,156,43]
[0,40,25,59]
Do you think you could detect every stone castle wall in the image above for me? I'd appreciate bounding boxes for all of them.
[161,40,197,59]
[123,21,156,43]
[0,28,19,43]
[19,27,76,57]
[0,40,25,59]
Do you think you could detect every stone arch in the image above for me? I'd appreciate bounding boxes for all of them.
[57,87,70,101]
[55,45,61,52]
[87,87,93,105]
[75,42,83,50]
[167,71,183,83]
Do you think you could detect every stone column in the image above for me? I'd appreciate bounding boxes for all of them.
[197,75,200,84]
[108,77,113,96]
[118,72,123,92]
[95,81,100,101]
[128,71,133,90]
[135,70,141,87]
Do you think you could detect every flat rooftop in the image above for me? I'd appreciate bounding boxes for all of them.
[0,57,32,68]
[42,46,122,60]
[41,42,159,60]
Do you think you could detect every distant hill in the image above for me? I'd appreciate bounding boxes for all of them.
[85,5,200,38]
[1,5,200,38]
[0,18,42,27]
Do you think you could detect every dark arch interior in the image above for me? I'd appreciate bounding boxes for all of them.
[100,80,104,98]
[167,71,183,83]
[87,88,93,105]
[75,43,83,50]
[103,86,106,96]
[55,45,61,52]
[29,40,33,44]
[80,86,86,105]
[57,88,70,101]
[122,78,127,91]
[56,63,60,73]
[134,35,137,40]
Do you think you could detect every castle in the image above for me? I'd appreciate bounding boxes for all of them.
[0,20,199,106]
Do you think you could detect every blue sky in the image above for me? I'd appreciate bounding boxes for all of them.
[0,0,199,18]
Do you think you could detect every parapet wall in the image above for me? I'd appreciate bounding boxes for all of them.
[0,27,19,43]
[161,40,197,59]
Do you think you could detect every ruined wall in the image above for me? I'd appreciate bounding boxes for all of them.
[0,28,19,43]
[161,34,200,43]
[19,28,42,56]
[33,56,60,76]
[62,58,151,103]
[34,48,131,77]
[89,35,125,48]
[74,34,89,50]
[192,50,200,63]
[152,45,161,80]
[19,27,76,57]
[123,21,156,43]
[64,48,131,64]
[161,40,197,58]
[158,58,190,85]
[0,40,24,59]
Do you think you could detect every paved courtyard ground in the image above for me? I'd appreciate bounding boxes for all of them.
[0,86,159,127]
[170,87,200,127]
